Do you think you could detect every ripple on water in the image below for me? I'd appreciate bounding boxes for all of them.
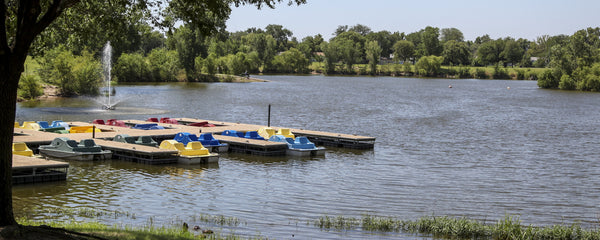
[13,77,600,239]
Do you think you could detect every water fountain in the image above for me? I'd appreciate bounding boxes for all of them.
[102,41,115,110]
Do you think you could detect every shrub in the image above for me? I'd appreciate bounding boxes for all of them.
[148,48,180,82]
[537,69,560,88]
[113,52,151,82]
[474,68,488,79]
[72,51,102,95]
[18,74,44,100]
[272,48,309,73]
[415,55,443,77]
[516,69,526,80]
[559,74,576,90]
[456,66,472,78]
[492,63,510,79]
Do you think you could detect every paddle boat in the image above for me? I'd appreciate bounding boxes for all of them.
[159,140,218,164]
[36,121,68,133]
[12,142,34,157]
[268,135,325,157]
[50,120,70,130]
[173,132,228,152]
[106,119,127,127]
[113,134,158,147]
[132,123,165,130]
[221,130,265,140]
[222,130,245,138]
[257,127,276,140]
[276,128,295,139]
[19,121,41,131]
[38,137,112,161]
[94,119,128,128]
[188,121,216,127]
[160,117,179,124]
[92,119,105,125]
[69,126,102,133]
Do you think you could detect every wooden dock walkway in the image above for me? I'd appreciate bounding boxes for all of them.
[12,155,69,184]
[13,117,375,162]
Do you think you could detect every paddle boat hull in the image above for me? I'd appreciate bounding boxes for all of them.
[286,147,326,157]
[38,137,112,161]
[177,154,219,164]
[174,132,229,153]
[268,135,325,157]
[159,140,219,164]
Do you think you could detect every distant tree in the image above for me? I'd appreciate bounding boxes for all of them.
[442,40,471,66]
[348,24,372,36]
[171,25,207,78]
[365,40,382,75]
[272,48,309,73]
[140,29,166,54]
[334,25,349,36]
[476,39,504,65]
[419,26,442,57]
[474,34,492,45]
[148,48,180,81]
[393,40,415,63]
[569,27,600,67]
[265,24,293,52]
[501,38,525,67]
[332,31,366,72]
[367,30,403,58]
[243,33,278,68]
[322,41,341,73]
[440,28,464,42]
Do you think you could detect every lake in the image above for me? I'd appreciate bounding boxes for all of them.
[13,75,600,239]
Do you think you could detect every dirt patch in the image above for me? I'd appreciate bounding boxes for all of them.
[0,225,106,240]
[38,84,60,99]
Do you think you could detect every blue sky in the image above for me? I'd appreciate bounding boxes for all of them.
[226,0,600,41]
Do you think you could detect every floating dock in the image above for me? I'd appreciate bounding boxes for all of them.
[13,118,375,165]
[12,155,69,184]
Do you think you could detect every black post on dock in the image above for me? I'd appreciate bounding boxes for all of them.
[268,104,271,127]
[92,125,96,138]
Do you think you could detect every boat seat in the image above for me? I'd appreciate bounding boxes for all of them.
[113,120,127,127]
[114,134,136,144]
[245,131,264,140]
[276,128,295,139]
[80,139,97,147]
[12,143,34,157]
[92,119,106,125]
[66,140,79,148]
[147,117,159,122]
[37,121,51,129]
[13,142,28,151]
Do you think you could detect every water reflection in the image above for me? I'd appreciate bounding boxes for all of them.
[13,76,600,239]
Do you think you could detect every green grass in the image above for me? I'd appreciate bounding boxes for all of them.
[314,214,600,240]
[17,219,265,240]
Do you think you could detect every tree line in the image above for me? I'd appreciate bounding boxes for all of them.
[20,20,600,99]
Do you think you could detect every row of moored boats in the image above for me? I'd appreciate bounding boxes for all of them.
[13,118,325,163]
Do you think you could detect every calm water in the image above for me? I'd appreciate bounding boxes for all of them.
[13,75,600,239]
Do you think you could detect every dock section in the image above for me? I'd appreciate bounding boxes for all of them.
[12,155,69,184]
[92,139,178,164]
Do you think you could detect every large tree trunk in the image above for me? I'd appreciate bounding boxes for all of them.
[0,53,21,226]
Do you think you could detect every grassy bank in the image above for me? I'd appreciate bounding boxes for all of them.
[15,219,262,240]
[309,62,548,80]
[315,214,600,240]
[10,212,600,240]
